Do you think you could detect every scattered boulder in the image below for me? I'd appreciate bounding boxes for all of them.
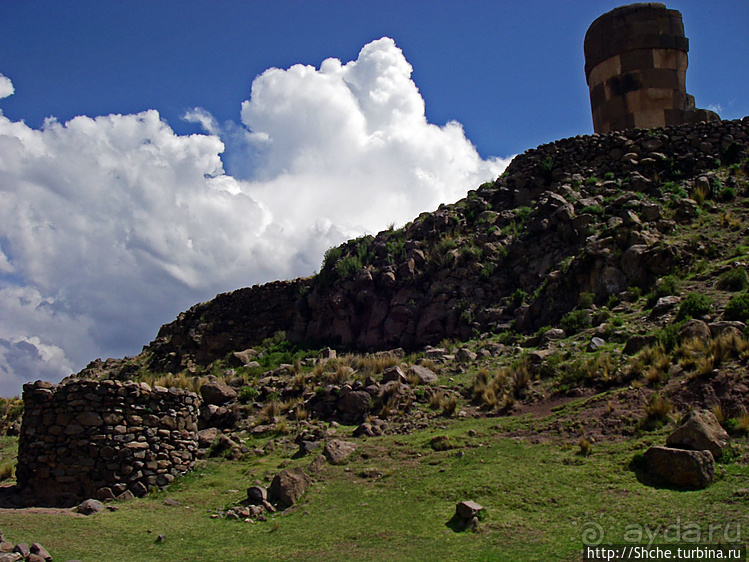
[407,365,438,385]
[0,554,22,562]
[650,295,680,317]
[709,321,746,337]
[541,328,566,345]
[381,366,407,384]
[643,446,715,489]
[336,390,372,420]
[200,380,237,405]
[623,334,655,355]
[353,422,381,438]
[229,348,258,367]
[588,337,606,351]
[197,427,219,448]
[323,439,358,465]
[268,468,311,508]
[246,486,267,506]
[455,348,477,363]
[30,543,53,562]
[667,409,730,459]
[321,347,337,360]
[448,500,484,532]
[424,347,448,360]
[76,498,105,515]
[678,319,712,342]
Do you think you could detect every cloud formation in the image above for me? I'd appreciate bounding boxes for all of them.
[0,38,509,396]
[0,74,13,99]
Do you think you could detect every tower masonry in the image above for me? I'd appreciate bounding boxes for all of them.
[584,2,719,134]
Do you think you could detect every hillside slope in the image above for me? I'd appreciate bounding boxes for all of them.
[75,117,749,379]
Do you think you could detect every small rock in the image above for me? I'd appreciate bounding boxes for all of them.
[30,544,52,562]
[623,334,655,355]
[381,366,407,384]
[116,490,135,502]
[678,319,712,342]
[323,439,358,465]
[455,500,484,520]
[448,500,484,532]
[455,348,477,363]
[12,545,30,559]
[588,337,606,351]
[156,535,166,543]
[229,348,258,367]
[268,468,311,508]
[650,295,680,317]
[353,422,381,438]
[162,498,182,507]
[77,498,105,515]
[541,328,566,345]
[246,486,267,506]
[708,321,746,338]
[130,481,149,498]
[197,427,220,448]
[407,365,439,385]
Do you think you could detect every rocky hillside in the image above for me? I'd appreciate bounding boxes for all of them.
[76,117,749,379]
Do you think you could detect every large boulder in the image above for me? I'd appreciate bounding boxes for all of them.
[666,409,730,459]
[268,468,311,508]
[643,446,715,489]
[200,380,237,405]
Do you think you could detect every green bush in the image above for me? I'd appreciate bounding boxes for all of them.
[577,292,595,309]
[676,293,712,320]
[724,293,749,322]
[717,267,748,292]
[560,309,592,334]
[646,275,680,308]
[335,255,363,279]
[238,386,259,404]
[539,156,555,183]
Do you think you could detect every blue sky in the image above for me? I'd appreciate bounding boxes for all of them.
[2,1,746,160]
[0,1,746,396]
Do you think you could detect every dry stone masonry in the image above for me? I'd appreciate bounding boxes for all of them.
[584,3,718,134]
[17,379,200,507]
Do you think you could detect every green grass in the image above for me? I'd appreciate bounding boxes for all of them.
[1,414,747,561]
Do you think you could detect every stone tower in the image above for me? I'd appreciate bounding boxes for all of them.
[584,2,719,134]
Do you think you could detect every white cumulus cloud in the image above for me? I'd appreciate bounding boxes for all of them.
[0,74,13,99]
[0,37,509,397]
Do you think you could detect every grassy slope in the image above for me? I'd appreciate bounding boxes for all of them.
[2,142,749,561]
[1,408,747,561]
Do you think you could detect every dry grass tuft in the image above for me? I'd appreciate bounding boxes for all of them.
[0,462,14,481]
[258,400,282,424]
[152,372,206,394]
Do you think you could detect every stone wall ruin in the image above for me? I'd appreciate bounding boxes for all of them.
[17,379,200,507]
